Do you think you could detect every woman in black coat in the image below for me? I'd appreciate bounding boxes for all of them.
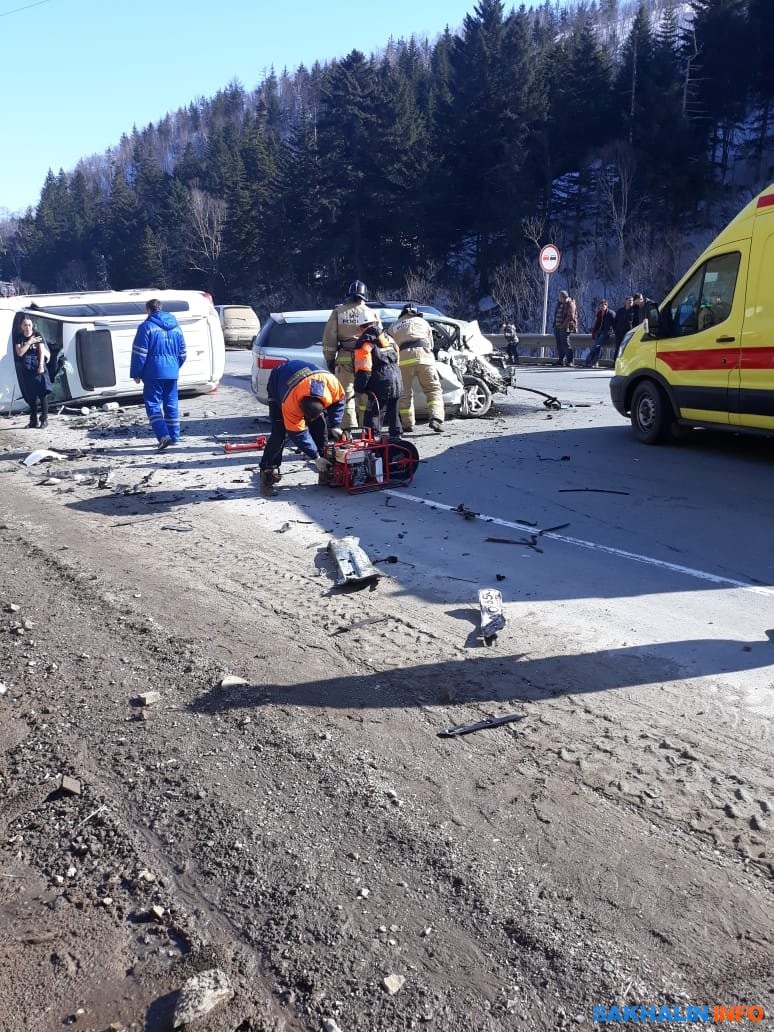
[14,316,52,427]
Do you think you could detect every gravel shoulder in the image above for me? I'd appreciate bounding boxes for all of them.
[0,391,772,1032]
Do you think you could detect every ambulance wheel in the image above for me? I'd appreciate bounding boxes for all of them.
[630,380,671,444]
[461,376,492,417]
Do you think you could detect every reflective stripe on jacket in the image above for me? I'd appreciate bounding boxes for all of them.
[266,361,346,458]
[322,300,374,368]
[268,361,344,431]
[388,315,434,350]
[130,311,187,380]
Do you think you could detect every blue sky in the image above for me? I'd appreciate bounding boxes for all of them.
[0,0,546,216]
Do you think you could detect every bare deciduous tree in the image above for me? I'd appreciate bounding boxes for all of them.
[597,145,638,281]
[570,248,595,333]
[521,216,545,251]
[491,255,544,332]
[403,261,441,306]
[188,185,226,281]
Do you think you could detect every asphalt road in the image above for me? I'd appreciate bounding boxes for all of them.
[225,350,774,725]
[0,349,770,1030]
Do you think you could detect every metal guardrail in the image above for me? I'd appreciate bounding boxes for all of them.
[487,333,616,368]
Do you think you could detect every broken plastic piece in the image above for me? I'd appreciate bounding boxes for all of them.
[478,588,506,643]
[23,449,66,466]
[328,536,381,586]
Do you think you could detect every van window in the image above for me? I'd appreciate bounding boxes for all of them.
[35,301,191,317]
[76,329,116,389]
[669,252,740,337]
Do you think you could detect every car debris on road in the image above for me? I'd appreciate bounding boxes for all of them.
[438,712,525,738]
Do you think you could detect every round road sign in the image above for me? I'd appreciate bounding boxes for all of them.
[539,244,561,273]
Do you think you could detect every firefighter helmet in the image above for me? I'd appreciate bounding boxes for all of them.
[346,280,369,302]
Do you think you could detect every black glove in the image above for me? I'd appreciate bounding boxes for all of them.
[330,427,344,441]
[327,359,336,374]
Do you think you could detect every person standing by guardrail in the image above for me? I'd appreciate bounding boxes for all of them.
[586,300,615,368]
[613,296,635,359]
[553,290,577,367]
[501,321,519,364]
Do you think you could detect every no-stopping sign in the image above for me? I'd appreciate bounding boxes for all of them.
[539,244,561,273]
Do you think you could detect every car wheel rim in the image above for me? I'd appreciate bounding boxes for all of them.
[465,385,487,413]
[637,395,655,431]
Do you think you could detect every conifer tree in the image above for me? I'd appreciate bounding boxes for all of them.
[430,0,545,289]
[316,50,381,290]
[746,0,774,174]
[688,0,750,179]
[104,170,148,288]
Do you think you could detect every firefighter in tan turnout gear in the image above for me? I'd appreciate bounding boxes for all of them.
[389,304,444,433]
[322,280,373,430]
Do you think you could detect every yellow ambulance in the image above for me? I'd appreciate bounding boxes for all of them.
[610,182,774,443]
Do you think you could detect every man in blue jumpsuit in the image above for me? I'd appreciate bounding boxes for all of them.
[131,299,187,450]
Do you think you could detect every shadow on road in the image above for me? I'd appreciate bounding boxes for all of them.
[187,630,774,715]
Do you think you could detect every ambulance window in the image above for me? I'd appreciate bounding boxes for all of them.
[670,252,740,336]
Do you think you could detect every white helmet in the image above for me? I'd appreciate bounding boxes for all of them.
[358,307,378,327]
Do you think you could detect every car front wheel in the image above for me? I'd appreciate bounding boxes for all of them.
[461,376,493,417]
[630,379,672,444]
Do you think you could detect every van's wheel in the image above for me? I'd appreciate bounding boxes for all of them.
[461,376,492,417]
[630,379,672,444]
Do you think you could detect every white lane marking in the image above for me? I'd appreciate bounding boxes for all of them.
[385,490,774,598]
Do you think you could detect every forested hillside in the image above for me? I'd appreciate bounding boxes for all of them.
[1,0,772,329]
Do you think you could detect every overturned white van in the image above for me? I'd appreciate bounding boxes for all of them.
[0,288,225,414]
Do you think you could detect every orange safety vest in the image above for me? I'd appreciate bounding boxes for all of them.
[282,371,345,432]
[353,331,398,377]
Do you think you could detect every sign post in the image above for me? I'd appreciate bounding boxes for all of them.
[539,244,561,336]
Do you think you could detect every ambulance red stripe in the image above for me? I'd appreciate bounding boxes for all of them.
[658,347,774,371]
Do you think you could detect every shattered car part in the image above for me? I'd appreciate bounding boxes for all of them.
[328,536,381,587]
[22,449,66,467]
[438,712,525,738]
[478,588,506,644]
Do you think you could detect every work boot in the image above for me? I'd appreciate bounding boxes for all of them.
[260,468,282,494]
[429,418,444,433]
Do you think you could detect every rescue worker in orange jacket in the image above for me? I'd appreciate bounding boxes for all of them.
[259,360,345,492]
[322,279,372,430]
[352,310,402,439]
[388,304,444,433]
